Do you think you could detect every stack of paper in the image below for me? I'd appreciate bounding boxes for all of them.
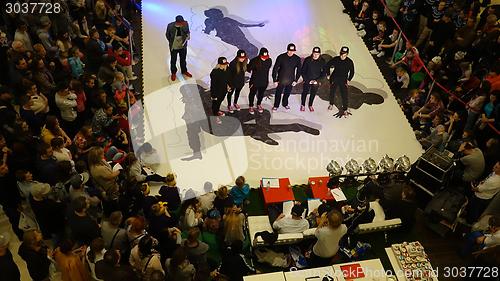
[262,178,280,188]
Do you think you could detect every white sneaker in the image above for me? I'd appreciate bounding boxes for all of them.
[370,49,379,55]
[377,51,385,58]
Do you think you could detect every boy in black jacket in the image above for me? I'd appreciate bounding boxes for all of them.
[272,43,301,111]
[247,47,272,114]
[325,46,355,118]
[301,47,326,112]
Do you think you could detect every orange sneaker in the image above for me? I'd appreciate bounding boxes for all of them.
[182,71,193,78]
[171,73,176,81]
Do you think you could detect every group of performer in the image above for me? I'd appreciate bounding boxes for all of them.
[166,15,356,124]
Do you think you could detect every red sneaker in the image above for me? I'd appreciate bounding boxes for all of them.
[257,105,264,113]
[227,105,234,113]
[300,105,305,111]
[182,71,193,78]
[233,103,241,111]
[249,107,255,114]
[171,73,176,81]
[217,111,225,116]
[309,106,315,112]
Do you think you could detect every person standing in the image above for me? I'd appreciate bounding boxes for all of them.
[166,15,192,81]
[325,46,355,117]
[247,47,272,114]
[0,233,21,281]
[301,47,326,112]
[272,43,301,111]
[210,57,231,124]
[227,50,248,113]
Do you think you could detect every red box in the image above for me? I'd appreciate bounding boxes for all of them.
[261,178,295,205]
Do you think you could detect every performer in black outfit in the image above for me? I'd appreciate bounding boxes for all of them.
[325,46,355,118]
[301,47,326,112]
[272,43,301,111]
[165,15,192,81]
[210,57,230,124]
[227,50,248,113]
[247,47,272,114]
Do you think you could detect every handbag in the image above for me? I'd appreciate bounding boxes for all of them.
[18,211,39,232]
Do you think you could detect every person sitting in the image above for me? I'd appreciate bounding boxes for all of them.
[467,161,500,224]
[380,185,417,232]
[212,240,256,281]
[272,204,309,234]
[461,216,500,256]
[419,124,449,150]
[213,186,234,216]
[230,176,250,207]
[158,173,182,212]
[181,198,204,230]
[310,210,347,266]
[457,142,486,183]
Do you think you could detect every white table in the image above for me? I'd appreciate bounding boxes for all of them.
[333,259,390,280]
[284,266,337,281]
[385,247,438,281]
[244,271,286,281]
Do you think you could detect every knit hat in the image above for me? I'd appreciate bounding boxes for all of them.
[0,233,9,248]
[31,182,51,198]
[340,46,349,54]
[312,47,321,53]
[237,50,247,59]
[287,43,296,51]
[217,57,229,65]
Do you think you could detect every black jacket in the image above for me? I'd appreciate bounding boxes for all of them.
[325,56,355,82]
[210,68,230,99]
[301,56,326,82]
[228,59,247,89]
[18,243,50,281]
[272,53,301,85]
[247,56,272,87]
[165,22,190,50]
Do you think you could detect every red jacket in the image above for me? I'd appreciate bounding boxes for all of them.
[107,49,132,66]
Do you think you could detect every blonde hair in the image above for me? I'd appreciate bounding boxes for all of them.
[166,173,176,186]
[87,146,104,168]
[223,212,243,244]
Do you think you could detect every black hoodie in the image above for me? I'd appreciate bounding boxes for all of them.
[247,56,272,87]
[210,68,230,99]
[228,59,247,89]
[18,243,50,281]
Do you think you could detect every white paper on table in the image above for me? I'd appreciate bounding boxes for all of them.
[262,178,280,188]
[113,163,123,172]
[330,188,347,201]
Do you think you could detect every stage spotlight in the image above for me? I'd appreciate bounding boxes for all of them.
[345,159,361,175]
[363,158,378,174]
[326,160,343,176]
[378,155,394,172]
[395,155,411,172]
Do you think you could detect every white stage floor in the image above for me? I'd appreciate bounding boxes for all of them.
[140,0,423,198]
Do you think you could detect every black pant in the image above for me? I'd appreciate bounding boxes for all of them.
[301,82,319,106]
[467,196,491,224]
[145,174,166,183]
[249,85,266,107]
[170,48,187,74]
[211,96,225,115]
[274,83,293,108]
[330,80,348,110]
[227,86,242,105]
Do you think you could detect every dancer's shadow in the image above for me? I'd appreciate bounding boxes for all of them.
[203,7,266,58]
[263,53,386,110]
[180,83,321,161]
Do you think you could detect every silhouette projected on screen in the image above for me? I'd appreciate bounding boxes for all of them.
[179,84,320,161]
[203,8,265,58]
